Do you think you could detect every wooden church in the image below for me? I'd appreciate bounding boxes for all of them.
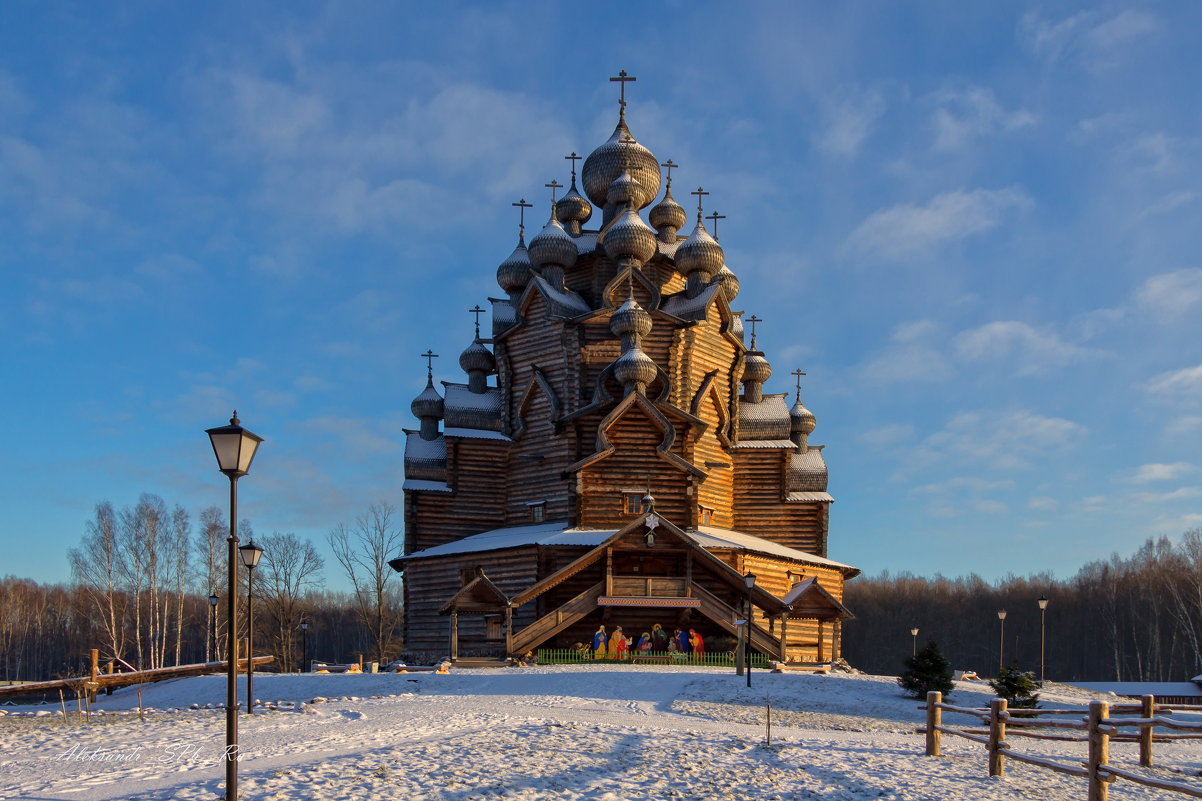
[390,73,860,664]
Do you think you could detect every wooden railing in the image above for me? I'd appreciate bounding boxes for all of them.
[923,691,1202,800]
[509,582,604,656]
[609,576,688,597]
[537,648,772,668]
[690,583,780,656]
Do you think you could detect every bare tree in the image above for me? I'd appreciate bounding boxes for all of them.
[69,502,127,664]
[328,503,405,664]
[256,532,325,671]
[196,506,226,659]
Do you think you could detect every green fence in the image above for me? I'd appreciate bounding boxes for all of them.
[536,648,773,668]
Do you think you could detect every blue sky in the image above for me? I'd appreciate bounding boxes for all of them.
[2,2,1200,590]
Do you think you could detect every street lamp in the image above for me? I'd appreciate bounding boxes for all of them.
[743,572,756,688]
[910,627,919,657]
[1037,595,1049,685]
[206,411,263,801]
[208,593,220,662]
[300,620,309,673]
[996,609,1007,673]
[238,539,263,715]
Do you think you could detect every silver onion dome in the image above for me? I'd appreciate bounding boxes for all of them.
[649,187,687,237]
[613,347,659,388]
[528,213,579,271]
[556,186,592,233]
[743,351,772,385]
[496,234,533,293]
[410,377,445,420]
[582,118,661,210]
[610,296,653,339]
[790,398,816,435]
[716,264,740,301]
[675,219,724,278]
[601,205,658,264]
[459,339,496,374]
[606,169,638,207]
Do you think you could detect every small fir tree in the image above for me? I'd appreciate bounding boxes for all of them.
[897,639,954,698]
[989,664,1040,709]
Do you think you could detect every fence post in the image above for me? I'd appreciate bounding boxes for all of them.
[925,691,941,756]
[1139,694,1154,768]
[988,697,1007,777]
[1087,700,1110,801]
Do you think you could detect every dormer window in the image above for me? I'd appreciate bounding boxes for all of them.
[699,506,715,526]
[528,501,546,523]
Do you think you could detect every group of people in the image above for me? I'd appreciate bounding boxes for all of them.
[591,623,705,660]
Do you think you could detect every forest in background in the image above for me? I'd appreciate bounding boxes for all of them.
[843,531,1202,683]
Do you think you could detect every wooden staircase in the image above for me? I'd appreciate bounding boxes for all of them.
[509,582,604,655]
[691,583,781,656]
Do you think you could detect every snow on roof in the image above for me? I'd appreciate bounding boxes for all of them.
[690,525,855,570]
[443,384,502,413]
[574,232,599,253]
[738,395,791,440]
[444,427,512,441]
[1068,682,1202,697]
[403,479,452,493]
[402,521,617,560]
[405,432,446,460]
[658,239,682,258]
[531,275,592,316]
[785,491,835,503]
[733,439,797,449]
[660,282,722,321]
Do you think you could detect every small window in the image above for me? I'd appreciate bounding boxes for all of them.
[700,506,715,525]
[529,502,546,523]
[624,492,644,515]
[460,567,479,586]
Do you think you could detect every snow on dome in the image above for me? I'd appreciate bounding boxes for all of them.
[581,117,661,210]
[674,219,724,278]
[410,378,444,421]
[610,296,653,338]
[528,214,579,271]
[459,339,496,374]
[496,235,533,293]
[600,204,658,264]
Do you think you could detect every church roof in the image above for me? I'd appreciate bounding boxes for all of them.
[738,393,792,440]
[394,519,856,574]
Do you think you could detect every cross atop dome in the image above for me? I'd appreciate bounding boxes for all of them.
[469,305,485,338]
[610,69,636,115]
[661,159,678,186]
[512,198,533,236]
[791,368,807,400]
[421,349,439,378]
[706,210,726,240]
[691,186,709,220]
[545,179,563,205]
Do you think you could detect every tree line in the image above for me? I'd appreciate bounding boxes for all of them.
[0,495,404,683]
[843,530,1202,683]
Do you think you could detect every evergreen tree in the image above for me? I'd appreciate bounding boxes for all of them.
[897,639,954,698]
[989,664,1040,708]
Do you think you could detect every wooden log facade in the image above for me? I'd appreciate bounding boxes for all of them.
[391,86,860,663]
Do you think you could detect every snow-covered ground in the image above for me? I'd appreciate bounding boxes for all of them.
[1,666,1198,800]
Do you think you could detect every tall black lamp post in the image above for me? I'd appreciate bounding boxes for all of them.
[206,411,263,801]
[208,593,220,662]
[743,572,756,688]
[996,609,1007,674]
[239,539,263,715]
[300,620,309,673]
[1037,595,1049,685]
[910,627,919,657]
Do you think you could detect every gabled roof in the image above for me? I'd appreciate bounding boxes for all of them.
[565,391,706,478]
[508,514,790,614]
[438,571,510,615]
[691,526,856,574]
[781,577,855,620]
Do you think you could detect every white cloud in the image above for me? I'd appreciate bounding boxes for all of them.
[1136,269,1202,320]
[954,321,1104,374]
[1167,416,1202,436]
[917,410,1084,472]
[1028,496,1058,511]
[975,499,1009,514]
[1147,364,1202,403]
[1131,487,1202,504]
[1132,462,1194,484]
[846,187,1030,260]
[1019,10,1159,68]
[931,86,1035,151]
[858,320,954,385]
[814,87,885,158]
[858,424,915,449]
[913,477,1016,494]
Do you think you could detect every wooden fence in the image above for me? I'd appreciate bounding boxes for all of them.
[923,691,1202,800]
[536,648,772,668]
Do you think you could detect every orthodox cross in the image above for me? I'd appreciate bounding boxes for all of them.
[706,210,726,240]
[545,179,562,205]
[565,152,581,182]
[512,198,533,236]
[469,305,485,338]
[746,314,762,348]
[609,70,636,109]
[690,186,709,219]
[421,349,439,379]
[661,159,678,187]
[791,368,807,400]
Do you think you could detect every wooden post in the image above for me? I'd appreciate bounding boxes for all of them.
[1139,694,1154,768]
[817,621,825,663]
[778,615,788,661]
[450,612,459,662]
[925,691,942,756]
[834,619,842,661]
[988,697,1007,777]
[505,605,513,656]
[1087,700,1110,801]
[605,548,613,595]
[90,649,98,685]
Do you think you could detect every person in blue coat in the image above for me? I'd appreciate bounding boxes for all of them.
[593,625,608,658]
[675,627,690,654]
